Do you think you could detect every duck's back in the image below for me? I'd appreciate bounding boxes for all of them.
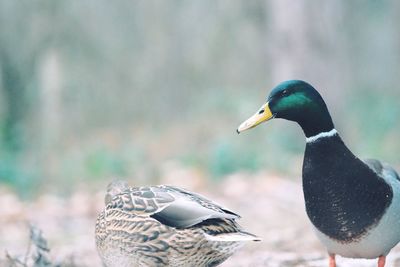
[95,184,258,267]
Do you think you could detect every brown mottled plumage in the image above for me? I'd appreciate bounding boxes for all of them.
[95,180,259,267]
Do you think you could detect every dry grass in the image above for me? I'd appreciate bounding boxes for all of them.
[2,170,400,267]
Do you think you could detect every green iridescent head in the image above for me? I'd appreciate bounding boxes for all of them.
[237,80,334,137]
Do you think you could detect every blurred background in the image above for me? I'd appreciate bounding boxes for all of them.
[1,1,400,266]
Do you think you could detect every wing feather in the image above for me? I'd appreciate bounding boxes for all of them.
[364,158,400,181]
[106,183,239,229]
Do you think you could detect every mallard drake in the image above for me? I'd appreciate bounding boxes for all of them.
[95,180,259,267]
[237,80,400,267]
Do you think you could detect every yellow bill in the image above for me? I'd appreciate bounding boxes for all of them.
[237,102,273,133]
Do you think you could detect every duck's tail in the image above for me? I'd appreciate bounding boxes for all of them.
[205,231,261,242]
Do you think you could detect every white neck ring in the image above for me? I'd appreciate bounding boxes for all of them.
[306,129,338,143]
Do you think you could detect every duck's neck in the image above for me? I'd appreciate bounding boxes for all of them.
[305,129,338,143]
[297,110,335,138]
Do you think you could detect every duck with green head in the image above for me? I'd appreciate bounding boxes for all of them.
[237,80,400,267]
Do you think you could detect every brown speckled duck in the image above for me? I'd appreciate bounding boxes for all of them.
[95,180,259,267]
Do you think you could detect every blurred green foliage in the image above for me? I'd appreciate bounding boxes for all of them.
[346,90,400,160]
[85,148,128,178]
[0,0,399,196]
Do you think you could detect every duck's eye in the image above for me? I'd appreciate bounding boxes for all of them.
[258,109,265,114]
[282,90,288,96]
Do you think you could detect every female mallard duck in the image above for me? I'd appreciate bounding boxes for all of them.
[237,80,400,267]
[95,180,259,267]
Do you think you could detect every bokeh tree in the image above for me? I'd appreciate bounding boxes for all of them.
[0,0,398,195]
